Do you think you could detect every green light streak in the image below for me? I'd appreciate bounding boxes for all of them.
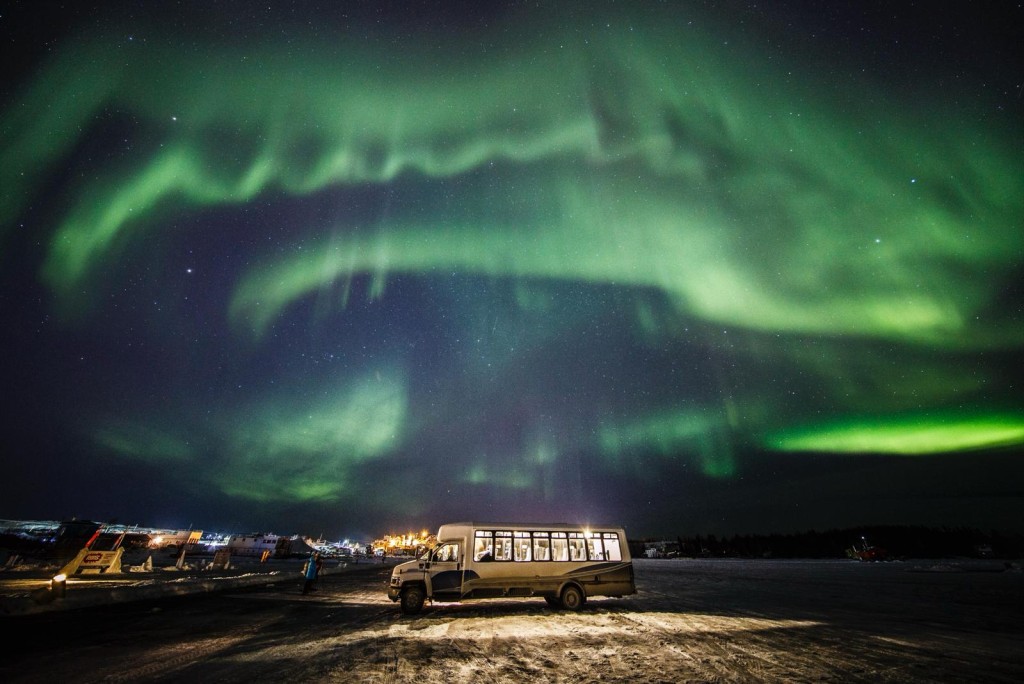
[766,413,1024,455]
[599,409,735,478]
[0,11,1015,349]
[464,458,535,490]
[93,421,194,463]
[216,371,407,503]
[86,371,407,501]
[229,157,1020,350]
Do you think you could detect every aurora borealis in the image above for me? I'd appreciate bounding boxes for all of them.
[1,2,1021,539]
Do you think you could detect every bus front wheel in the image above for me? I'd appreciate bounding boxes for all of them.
[401,586,425,615]
[560,585,584,611]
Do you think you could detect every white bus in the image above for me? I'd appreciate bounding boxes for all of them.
[387,522,636,614]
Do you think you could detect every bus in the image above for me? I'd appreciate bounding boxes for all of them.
[387,522,636,614]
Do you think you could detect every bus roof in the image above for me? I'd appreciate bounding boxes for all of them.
[437,522,627,537]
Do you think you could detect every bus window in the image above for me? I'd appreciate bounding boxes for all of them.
[603,533,622,561]
[568,533,586,561]
[474,531,494,561]
[494,531,513,561]
[551,533,568,561]
[433,543,459,563]
[587,535,605,561]
[532,532,551,561]
[514,531,531,561]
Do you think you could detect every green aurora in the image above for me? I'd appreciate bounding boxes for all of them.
[1,12,1016,351]
[0,4,1021,533]
[768,412,1024,456]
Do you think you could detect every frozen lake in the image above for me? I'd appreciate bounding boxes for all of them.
[1,558,1021,682]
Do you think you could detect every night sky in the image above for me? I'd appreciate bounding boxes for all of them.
[1,2,1021,541]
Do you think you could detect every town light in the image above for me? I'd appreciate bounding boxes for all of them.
[51,573,67,598]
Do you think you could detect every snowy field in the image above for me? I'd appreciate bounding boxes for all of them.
[350,558,1023,683]
[2,558,1021,683]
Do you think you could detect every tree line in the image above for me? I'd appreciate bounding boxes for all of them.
[629,525,1024,560]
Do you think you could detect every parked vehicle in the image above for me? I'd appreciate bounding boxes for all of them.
[387,522,635,615]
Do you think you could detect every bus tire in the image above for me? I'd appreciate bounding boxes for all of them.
[561,585,584,611]
[401,586,425,615]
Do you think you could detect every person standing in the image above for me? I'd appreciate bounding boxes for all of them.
[302,551,319,595]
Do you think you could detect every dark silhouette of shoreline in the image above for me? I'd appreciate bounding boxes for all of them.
[631,525,1024,560]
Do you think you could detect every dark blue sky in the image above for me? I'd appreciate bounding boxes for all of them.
[1,2,1021,541]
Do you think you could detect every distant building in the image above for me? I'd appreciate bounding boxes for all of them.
[643,541,681,558]
[226,533,316,558]
[227,533,283,558]
[149,529,203,549]
[372,531,436,556]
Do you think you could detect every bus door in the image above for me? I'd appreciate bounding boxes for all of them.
[426,541,463,600]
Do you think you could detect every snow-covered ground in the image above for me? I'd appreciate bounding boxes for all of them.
[351,558,1023,683]
[2,558,1021,683]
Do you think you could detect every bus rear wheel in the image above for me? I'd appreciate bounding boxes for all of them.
[560,585,584,611]
[401,586,425,615]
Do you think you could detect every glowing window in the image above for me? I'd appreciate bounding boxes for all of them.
[551,532,568,561]
[568,533,587,561]
[433,543,459,563]
[514,531,532,561]
[473,530,494,561]
[494,531,513,561]
[532,532,551,561]
[587,535,605,561]
[603,533,622,561]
